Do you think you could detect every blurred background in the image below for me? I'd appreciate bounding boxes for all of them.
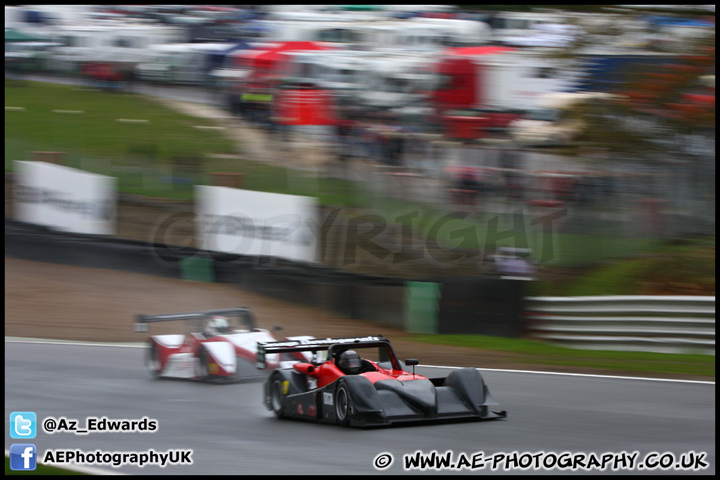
[5,4,715,305]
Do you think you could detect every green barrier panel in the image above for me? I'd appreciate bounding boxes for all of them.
[180,257,215,283]
[405,281,440,334]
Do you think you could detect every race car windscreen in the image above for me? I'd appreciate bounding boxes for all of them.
[332,344,401,371]
[195,312,254,334]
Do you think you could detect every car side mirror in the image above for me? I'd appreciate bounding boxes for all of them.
[405,359,419,376]
[273,325,283,332]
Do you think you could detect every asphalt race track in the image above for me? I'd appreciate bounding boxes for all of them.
[4,341,715,475]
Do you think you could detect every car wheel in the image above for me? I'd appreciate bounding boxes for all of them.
[335,381,351,426]
[145,342,161,379]
[269,377,285,418]
[197,348,210,381]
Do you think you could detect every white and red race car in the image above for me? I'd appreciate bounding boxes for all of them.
[134,307,313,382]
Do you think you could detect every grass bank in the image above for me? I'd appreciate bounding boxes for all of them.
[407,334,714,378]
[5,79,368,204]
[529,236,715,296]
[6,80,714,272]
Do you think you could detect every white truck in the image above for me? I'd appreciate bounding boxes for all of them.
[431,48,582,134]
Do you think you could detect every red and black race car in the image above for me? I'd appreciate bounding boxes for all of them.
[134,307,312,382]
[257,335,507,427]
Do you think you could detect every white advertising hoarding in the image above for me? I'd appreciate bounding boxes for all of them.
[13,161,116,235]
[196,185,318,263]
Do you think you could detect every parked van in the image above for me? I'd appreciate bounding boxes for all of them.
[282,49,373,100]
[135,43,233,85]
[352,53,437,109]
[408,17,492,46]
[5,40,61,72]
[486,11,572,47]
[46,23,185,73]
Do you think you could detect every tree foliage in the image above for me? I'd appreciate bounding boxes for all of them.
[546,9,715,162]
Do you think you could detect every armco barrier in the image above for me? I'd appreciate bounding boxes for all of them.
[5,218,527,335]
[4,219,408,329]
[8,219,714,348]
[525,295,716,354]
[436,279,527,337]
[4,219,183,279]
[212,257,408,328]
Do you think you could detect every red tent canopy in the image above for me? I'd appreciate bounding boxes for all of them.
[254,41,334,72]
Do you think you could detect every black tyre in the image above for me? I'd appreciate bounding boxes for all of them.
[197,348,210,381]
[269,377,286,418]
[145,342,161,379]
[335,381,351,426]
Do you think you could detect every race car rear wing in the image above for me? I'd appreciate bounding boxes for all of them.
[134,307,256,332]
[256,335,392,369]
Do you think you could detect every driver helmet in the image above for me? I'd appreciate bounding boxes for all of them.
[337,350,362,375]
[206,316,230,336]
